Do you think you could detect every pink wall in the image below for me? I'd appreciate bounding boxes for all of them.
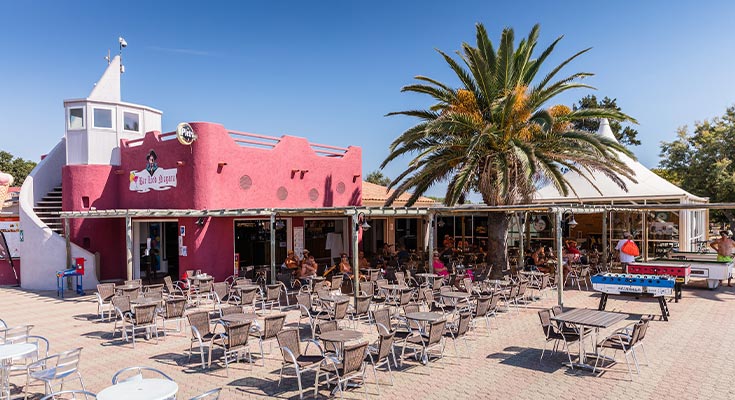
[0,258,20,285]
[61,122,363,281]
[63,165,127,281]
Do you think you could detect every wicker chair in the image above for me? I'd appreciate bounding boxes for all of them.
[110,296,131,338]
[296,293,322,338]
[314,341,369,398]
[95,283,116,320]
[212,282,231,311]
[347,296,372,329]
[197,282,215,306]
[120,303,158,348]
[538,309,579,366]
[111,366,173,384]
[313,299,350,330]
[249,313,287,366]
[366,330,396,392]
[209,320,253,376]
[443,312,472,356]
[276,328,325,399]
[471,295,495,335]
[261,284,282,312]
[231,286,259,314]
[143,283,164,293]
[163,275,188,300]
[400,318,446,365]
[124,279,142,287]
[117,285,141,300]
[593,317,650,380]
[25,348,86,400]
[218,306,242,318]
[370,308,410,360]
[160,297,187,334]
[330,275,343,294]
[187,311,217,369]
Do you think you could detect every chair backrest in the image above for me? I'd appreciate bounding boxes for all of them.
[375,279,388,289]
[637,315,652,341]
[427,319,446,345]
[433,278,443,290]
[144,284,164,293]
[111,295,131,314]
[0,324,33,343]
[121,286,140,299]
[143,291,163,301]
[540,275,550,289]
[395,272,405,286]
[341,341,368,375]
[488,292,499,310]
[369,271,379,282]
[402,304,420,330]
[333,299,350,320]
[199,282,213,294]
[163,276,175,293]
[187,311,211,337]
[97,283,116,301]
[474,296,491,317]
[263,314,287,339]
[456,312,472,336]
[439,286,451,294]
[316,320,338,336]
[375,331,395,361]
[399,288,413,306]
[277,328,302,360]
[355,296,372,315]
[220,306,241,317]
[551,305,563,316]
[51,348,84,380]
[133,304,157,325]
[188,388,222,400]
[240,287,258,304]
[462,277,473,293]
[226,320,252,349]
[112,365,173,384]
[421,287,435,306]
[331,275,343,292]
[296,293,312,316]
[266,284,281,301]
[370,308,392,333]
[359,281,374,296]
[164,298,186,318]
[517,281,528,297]
[537,309,553,336]
[125,279,142,287]
[213,282,229,301]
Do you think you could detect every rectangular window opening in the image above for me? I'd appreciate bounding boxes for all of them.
[69,108,84,130]
[93,108,112,128]
[82,196,90,209]
[123,112,140,132]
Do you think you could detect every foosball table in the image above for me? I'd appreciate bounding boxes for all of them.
[626,262,691,302]
[591,273,676,321]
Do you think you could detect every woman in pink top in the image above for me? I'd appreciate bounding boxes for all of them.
[432,253,449,277]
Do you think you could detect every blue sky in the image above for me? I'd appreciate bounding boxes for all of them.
[2,1,734,197]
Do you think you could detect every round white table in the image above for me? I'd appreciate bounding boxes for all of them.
[0,343,37,400]
[97,378,178,400]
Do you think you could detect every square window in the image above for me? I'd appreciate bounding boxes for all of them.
[123,112,139,132]
[69,108,84,130]
[93,108,112,128]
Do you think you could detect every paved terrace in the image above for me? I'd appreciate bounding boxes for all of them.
[1,282,735,399]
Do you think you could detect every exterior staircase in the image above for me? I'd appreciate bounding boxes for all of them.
[34,186,63,235]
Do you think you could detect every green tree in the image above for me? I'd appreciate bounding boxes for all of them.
[659,106,735,224]
[0,151,36,186]
[572,95,641,147]
[382,23,636,276]
[365,170,391,186]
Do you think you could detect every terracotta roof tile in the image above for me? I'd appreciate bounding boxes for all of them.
[361,181,436,206]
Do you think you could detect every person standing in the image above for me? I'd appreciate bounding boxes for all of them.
[615,232,638,270]
[710,230,735,286]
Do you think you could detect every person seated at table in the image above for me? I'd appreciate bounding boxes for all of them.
[443,234,454,250]
[531,247,548,272]
[432,252,449,277]
[358,251,370,269]
[565,240,581,263]
[382,243,395,259]
[282,250,299,273]
[338,253,354,279]
[299,253,317,282]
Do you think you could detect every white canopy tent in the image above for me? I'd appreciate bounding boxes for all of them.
[534,119,709,252]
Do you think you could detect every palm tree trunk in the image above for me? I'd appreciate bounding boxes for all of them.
[485,212,511,278]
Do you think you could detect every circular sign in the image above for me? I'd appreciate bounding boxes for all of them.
[534,218,547,231]
[176,123,196,145]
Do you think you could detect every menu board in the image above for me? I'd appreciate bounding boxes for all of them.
[293,227,304,259]
[0,220,20,258]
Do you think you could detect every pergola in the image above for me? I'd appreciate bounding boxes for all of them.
[62,202,735,306]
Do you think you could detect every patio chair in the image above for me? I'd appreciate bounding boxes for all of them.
[187,311,218,369]
[593,320,645,380]
[160,297,187,334]
[120,303,159,348]
[330,275,343,294]
[197,282,215,306]
[40,390,96,400]
[528,274,550,299]
[218,305,243,318]
[209,320,253,376]
[400,318,446,365]
[313,320,340,355]
[188,388,222,400]
[231,286,259,314]
[25,348,86,400]
[347,295,372,329]
[394,272,405,286]
[124,279,142,287]
[249,313,287,366]
[117,285,140,300]
[163,275,188,300]
[471,295,494,335]
[261,284,282,312]
[212,282,230,311]
[295,293,321,338]
[366,329,396,392]
[0,324,34,343]
[276,328,326,400]
[110,296,131,338]
[111,366,173,384]
[314,341,369,399]
[385,288,414,317]
[95,283,116,320]
[443,312,472,356]
[538,309,579,366]
[143,283,164,293]
[358,281,374,297]
[313,299,350,330]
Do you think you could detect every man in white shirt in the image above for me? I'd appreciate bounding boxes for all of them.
[615,232,637,268]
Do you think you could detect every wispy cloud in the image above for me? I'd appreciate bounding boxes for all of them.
[146,46,212,56]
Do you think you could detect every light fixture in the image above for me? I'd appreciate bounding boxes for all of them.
[437,218,446,228]
[356,212,371,231]
[275,220,285,229]
[562,210,578,228]
[195,217,205,226]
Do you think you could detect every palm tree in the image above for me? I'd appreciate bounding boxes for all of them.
[381,23,637,276]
